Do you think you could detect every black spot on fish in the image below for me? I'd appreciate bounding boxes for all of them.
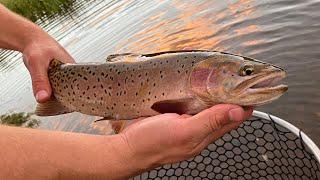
[87,97,90,100]
[87,86,90,90]
[94,93,97,97]
[84,77,88,80]
[89,70,92,74]
[147,98,150,101]
[132,80,134,83]
[92,72,95,76]
[138,74,141,78]
[108,86,112,89]
[109,92,112,96]
[101,84,104,89]
[184,56,187,59]
[72,98,75,101]
[154,96,157,99]
[160,75,163,79]
[93,85,96,89]
[148,91,151,95]
[118,83,121,86]
[100,97,103,100]
[123,104,126,107]
[153,83,156,87]
[104,89,108,94]
[142,99,145,102]
[135,92,138,96]
[92,108,95,111]
[114,103,116,106]
[101,72,105,76]
[82,104,84,107]
[97,78,100,82]
[133,104,136,106]
[117,71,120,75]
[162,93,165,96]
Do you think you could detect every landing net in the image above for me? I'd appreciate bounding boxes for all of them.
[134,111,320,179]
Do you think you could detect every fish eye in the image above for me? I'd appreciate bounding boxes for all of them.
[240,64,254,76]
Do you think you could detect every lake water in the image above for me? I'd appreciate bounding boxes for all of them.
[0,0,319,144]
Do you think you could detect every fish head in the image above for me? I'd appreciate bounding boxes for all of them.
[190,53,288,106]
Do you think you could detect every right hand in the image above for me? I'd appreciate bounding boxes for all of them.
[22,34,74,103]
[118,104,253,170]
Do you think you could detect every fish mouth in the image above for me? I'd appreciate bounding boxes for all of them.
[235,70,288,106]
[246,71,288,93]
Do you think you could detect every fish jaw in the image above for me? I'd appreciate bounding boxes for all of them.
[232,70,288,106]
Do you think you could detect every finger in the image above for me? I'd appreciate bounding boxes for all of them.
[179,114,192,119]
[185,104,247,136]
[23,53,52,103]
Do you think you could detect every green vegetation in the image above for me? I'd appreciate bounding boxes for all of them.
[0,112,40,128]
[0,0,76,22]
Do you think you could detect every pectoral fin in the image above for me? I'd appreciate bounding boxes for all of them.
[151,98,194,114]
[35,98,73,116]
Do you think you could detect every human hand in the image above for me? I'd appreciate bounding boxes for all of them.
[22,34,74,103]
[118,104,252,172]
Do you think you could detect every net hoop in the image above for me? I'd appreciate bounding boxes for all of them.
[253,110,320,163]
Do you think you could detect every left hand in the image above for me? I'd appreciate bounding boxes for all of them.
[22,34,74,103]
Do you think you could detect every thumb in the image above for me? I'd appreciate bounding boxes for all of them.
[23,54,52,103]
[186,104,250,135]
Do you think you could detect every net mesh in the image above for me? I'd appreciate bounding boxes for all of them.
[133,115,320,179]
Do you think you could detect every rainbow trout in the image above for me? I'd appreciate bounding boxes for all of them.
[36,50,287,120]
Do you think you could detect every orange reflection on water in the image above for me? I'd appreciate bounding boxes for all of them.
[234,25,260,36]
[115,0,263,54]
[116,1,226,53]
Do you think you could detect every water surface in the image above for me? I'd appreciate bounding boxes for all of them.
[0,0,319,143]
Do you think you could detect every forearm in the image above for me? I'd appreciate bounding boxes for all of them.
[0,4,48,52]
[0,125,147,180]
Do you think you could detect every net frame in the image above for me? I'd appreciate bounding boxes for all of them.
[134,110,320,179]
[253,111,320,163]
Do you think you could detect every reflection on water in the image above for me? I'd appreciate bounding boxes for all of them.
[0,0,319,144]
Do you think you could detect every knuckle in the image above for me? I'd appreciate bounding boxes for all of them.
[31,74,49,90]
[209,114,221,131]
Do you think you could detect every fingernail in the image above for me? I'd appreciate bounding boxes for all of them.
[228,108,244,122]
[36,90,48,102]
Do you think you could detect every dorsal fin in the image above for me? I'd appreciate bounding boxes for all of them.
[49,59,65,69]
[106,53,139,62]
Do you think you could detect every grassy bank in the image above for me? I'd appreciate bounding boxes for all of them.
[0,112,40,128]
[0,0,76,22]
